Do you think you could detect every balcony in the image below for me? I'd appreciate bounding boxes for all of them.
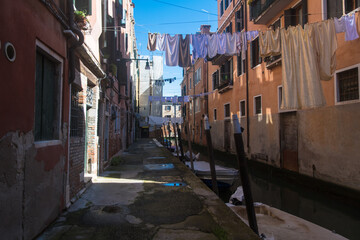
[217,73,233,93]
[265,55,281,69]
[250,0,293,24]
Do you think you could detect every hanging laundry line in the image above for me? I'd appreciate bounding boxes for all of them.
[147,31,259,67]
[259,11,359,110]
[148,90,216,103]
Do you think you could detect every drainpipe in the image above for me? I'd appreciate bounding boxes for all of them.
[68,0,84,84]
[66,0,84,207]
[244,1,250,153]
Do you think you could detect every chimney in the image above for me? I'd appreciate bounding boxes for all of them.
[200,25,211,34]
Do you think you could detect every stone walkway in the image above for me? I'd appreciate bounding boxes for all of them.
[37,139,259,240]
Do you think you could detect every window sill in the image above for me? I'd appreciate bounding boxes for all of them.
[335,99,360,106]
[251,64,262,69]
[35,140,62,148]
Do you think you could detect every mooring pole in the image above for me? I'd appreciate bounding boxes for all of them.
[167,122,172,149]
[232,114,258,235]
[186,122,194,171]
[173,123,180,159]
[176,123,185,162]
[162,124,166,146]
[204,115,219,195]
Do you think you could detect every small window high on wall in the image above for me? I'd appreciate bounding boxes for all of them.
[250,37,261,68]
[327,0,360,19]
[335,65,360,103]
[74,0,92,15]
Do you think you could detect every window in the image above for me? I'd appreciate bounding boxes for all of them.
[214,109,217,121]
[225,22,233,34]
[195,97,201,113]
[240,100,246,117]
[35,43,63,142]
[125,33,128,52]
[74,0,92,15]
[220,0,224,16]
[336,66,359,103]
[278,86,283,110]
[220,59,233,84]
[165,105,171,111]
[182,105,186,117]
[189,78,192,89]
[182,85,186,96]
[271,19,281,30]
[327,0,360,19]
[236,6,244,32]
[195,67,201,86]
[284,1,308,28]
[224,103,231,118]
[250,37,262,68]
[212,70,220,90]
[237,53,245,76]
[70,88,83,137]
[254,95,262,115]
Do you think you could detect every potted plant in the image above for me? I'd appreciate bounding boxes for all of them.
[74,10,89,30]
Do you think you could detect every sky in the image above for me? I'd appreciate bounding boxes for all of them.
[133,0,218,96]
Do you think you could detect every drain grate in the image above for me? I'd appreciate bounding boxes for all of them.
[162,182,187,187]
[144,163,174,170]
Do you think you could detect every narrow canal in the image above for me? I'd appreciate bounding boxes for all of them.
[220,162,360,240]
[173,140,360,240]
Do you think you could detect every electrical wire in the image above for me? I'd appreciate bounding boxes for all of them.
[151,0,218,16]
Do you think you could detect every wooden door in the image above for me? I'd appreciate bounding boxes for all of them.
[280,112,299,172]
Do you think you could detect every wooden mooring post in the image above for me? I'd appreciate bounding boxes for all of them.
[204,115,219,196]
[232,114,258,235]
[173,123,179,159]
[176,123,185,162]
[186,122,194,171]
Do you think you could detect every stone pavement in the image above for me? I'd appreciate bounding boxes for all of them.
[37,139,259,240]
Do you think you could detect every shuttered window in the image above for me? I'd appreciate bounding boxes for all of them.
[35,50,61,141]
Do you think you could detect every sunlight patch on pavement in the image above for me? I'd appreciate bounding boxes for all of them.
[93,176,166,184]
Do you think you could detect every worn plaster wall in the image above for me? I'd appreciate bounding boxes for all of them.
[298,104,360,191]
[249,114,281,167]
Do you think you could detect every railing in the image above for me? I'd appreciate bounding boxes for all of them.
[250,0,277,20]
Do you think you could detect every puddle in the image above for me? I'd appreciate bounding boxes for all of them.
[146,157,166,159]
[144,163,174,170]
[162,182,187,187]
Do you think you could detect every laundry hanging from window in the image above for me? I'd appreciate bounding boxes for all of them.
[147,31,259,67]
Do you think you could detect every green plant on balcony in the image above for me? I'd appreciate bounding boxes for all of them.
[74,10,89,30]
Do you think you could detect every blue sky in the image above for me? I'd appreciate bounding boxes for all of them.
[133,0,218,96]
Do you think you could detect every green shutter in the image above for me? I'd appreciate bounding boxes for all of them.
[35,52,43,141]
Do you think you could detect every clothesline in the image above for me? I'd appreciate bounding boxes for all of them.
[147,31,259,67]
[148,90,215,103]
[259,12,359,110]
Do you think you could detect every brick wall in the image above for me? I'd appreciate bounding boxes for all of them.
[69,137,85,199]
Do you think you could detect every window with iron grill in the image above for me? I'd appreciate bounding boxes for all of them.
[337,67,359,102]
[254,96,262,115]
[70,88,84,137]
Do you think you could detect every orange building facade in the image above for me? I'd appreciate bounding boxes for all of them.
[181,0,360,192]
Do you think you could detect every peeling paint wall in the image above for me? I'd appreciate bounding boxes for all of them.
[298,104,360,191]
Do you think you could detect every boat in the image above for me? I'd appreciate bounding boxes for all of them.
[185,161,239,188]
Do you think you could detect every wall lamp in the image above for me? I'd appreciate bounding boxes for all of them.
[118,58,151,70]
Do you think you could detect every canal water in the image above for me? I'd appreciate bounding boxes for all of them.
[220,162,360,240]
[169,139,360,239]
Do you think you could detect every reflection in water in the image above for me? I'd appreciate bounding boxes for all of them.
[224,167,360,240]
